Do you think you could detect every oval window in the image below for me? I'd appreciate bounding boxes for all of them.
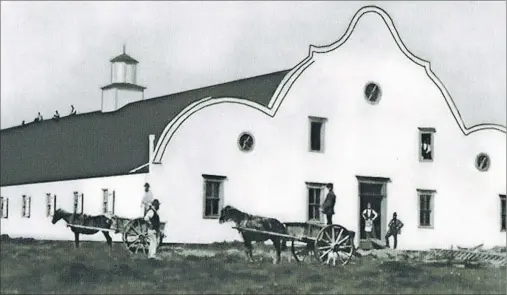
[475,153,490,172]
[238,132,255,152]
[364,82,381,104]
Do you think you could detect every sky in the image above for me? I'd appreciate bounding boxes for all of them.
[1,1,505,129]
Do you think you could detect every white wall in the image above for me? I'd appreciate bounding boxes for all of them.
[101,88,143,113]
[149,10,506,249]
[0,173,149,242]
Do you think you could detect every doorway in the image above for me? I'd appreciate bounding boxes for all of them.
[356,176,389,248]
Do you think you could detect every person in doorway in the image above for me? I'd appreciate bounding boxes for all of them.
[385,212,404,249]
[141,182,154,215]
[362,202,378,239]
[321,183,336,225]
[144,199,161,260]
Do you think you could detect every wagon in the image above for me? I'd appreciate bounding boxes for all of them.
[233,222,356,265]
[67,215,167,256]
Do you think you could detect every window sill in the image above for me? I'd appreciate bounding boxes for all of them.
[203,216,219,220]
[418,226,434,229]
[419,159,434,163]
[309,150,325,153]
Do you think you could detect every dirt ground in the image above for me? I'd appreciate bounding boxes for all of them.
[1,238,505,294]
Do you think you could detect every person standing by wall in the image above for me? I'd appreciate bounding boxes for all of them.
[385,212,404,249]
[362,202,378,239]
[321,183,336,225]
[144,199,161,260]
[141,182,154,215]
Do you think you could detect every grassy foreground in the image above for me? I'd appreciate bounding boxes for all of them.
[0,239,505,294]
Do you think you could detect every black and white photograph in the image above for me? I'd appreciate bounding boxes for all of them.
[1,1,506,294]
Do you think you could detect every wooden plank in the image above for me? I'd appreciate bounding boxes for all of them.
[232,226,303,241]
[67,224,117,232]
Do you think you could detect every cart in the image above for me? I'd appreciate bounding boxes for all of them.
[66,215,166,256]
[233,222,356,265]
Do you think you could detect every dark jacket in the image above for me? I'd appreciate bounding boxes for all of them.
[321,191,336,215]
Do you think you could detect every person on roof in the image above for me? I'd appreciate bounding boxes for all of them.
[53,110,60,121]
[70,105,77,115]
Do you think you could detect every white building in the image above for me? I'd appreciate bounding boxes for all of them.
[1,6,505,250]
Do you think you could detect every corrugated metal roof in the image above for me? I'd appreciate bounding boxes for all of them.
[0,70,289,186]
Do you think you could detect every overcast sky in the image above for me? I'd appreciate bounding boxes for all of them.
[1,1,505,129]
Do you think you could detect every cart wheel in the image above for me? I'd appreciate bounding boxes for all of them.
[123,218,150,255]
[291,239,313,262]
[314,224,355,265]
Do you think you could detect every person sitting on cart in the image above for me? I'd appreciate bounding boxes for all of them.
[321,183,336,225]
[141,182,154,215]
[144,199,161,260]
[385,212,404,249]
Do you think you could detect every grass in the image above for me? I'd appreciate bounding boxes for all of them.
[0,238,505,294]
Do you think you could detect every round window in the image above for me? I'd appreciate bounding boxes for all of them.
[475,153,490,172]
[238,132,255,152]
[364,82,381,104]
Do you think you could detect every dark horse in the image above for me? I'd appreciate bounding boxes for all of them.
[52,208,114,248]
[219,205,288,264]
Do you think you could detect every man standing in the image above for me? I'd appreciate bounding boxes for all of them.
[144,199,161,260]
[321,183,336,225]
[362,202,378,239]
[141,182,154,215]
[385,212,404,249]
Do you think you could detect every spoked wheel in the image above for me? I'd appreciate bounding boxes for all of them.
[291,239,313,262]
[314,224,355,265]
[123,218,150,255]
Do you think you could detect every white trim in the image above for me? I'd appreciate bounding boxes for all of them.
[129,163,149,173]
[152,5,506,164]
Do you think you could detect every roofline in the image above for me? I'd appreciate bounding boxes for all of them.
[101,82,146,91]
[151,5,506,163]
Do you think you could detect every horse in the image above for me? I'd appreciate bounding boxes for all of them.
[218,205,288,264]
[51,208,115,248]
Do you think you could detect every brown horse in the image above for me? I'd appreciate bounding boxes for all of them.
[52,208,114,248]
[219,205,288,264]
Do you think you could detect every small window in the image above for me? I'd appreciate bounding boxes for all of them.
[102,189,116,214]
[238,132,255,152]
[364,82,382,104]
[306,182,325,222]
[309,117,327,152]
[73,192,84,214]
[203,175,226,219]
[500,195,506,232]
[475,153,490,172]
[22,195,31,218]
[419,127,435,162]
[46,193,56,217]
[1,197,8,219]
[418,189,435,228]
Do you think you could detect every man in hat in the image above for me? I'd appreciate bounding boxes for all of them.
[144,199,161,259]
[141,182,154,215]
[321,183,336,225]
[385,212,404,249]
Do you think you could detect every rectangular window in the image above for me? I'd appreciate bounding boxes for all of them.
[306,182,325,222]
[102,189,116,214]
[500,195,506,231]
[1,197,8,219]
[73,192,84,214]
[418,127,436,161]
[46,193,56,217]
[418,189,435,228]
[203,174,226,219]
[22,195,31,218]
[309,116,327,152]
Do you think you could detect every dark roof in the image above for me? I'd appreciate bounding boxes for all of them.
[0,70,290,186]
[110,53,139,64]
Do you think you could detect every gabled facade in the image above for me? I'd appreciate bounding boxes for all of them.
[1,6,505,249]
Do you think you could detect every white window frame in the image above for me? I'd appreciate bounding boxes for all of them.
[102,189,116,214]
[306,182,325,222]
[202,174,226,219]
[417,189,435,228]
[1,197,8,219]
[46,193,56,217]
[22,195,31,218]
[309,116,328,153]
[418,127,436,162]
[73,191,84,214]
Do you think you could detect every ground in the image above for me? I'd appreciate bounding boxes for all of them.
[1,238,505,294]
